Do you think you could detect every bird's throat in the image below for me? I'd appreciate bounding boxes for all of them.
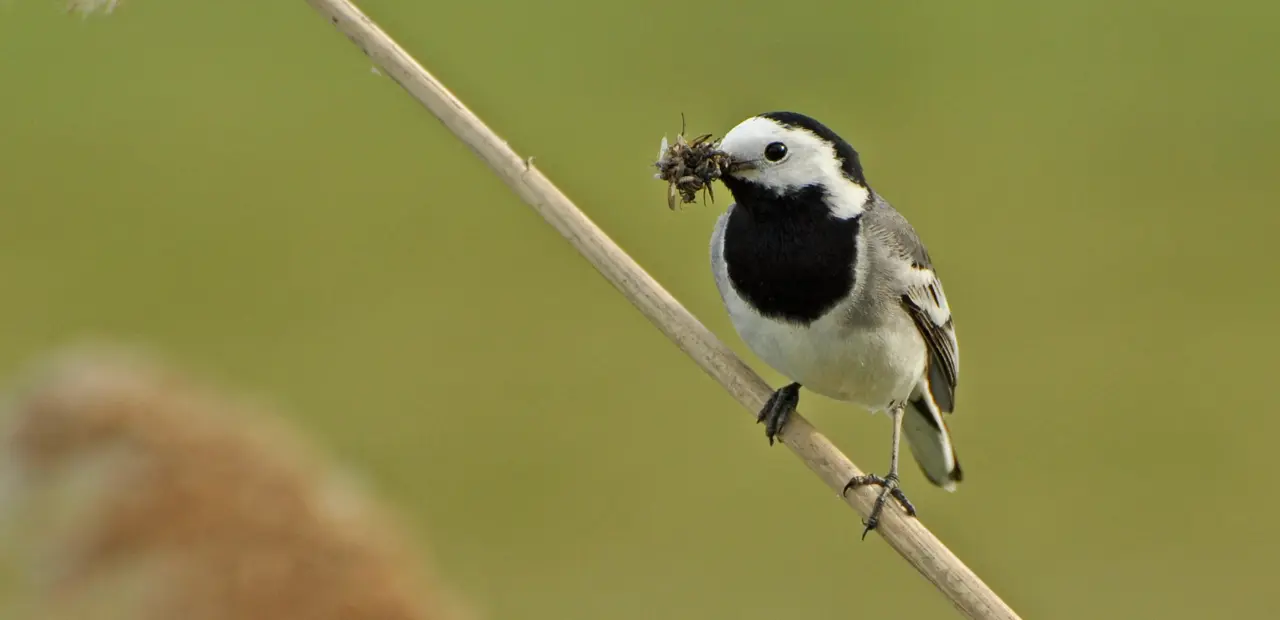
[721,180,860,325]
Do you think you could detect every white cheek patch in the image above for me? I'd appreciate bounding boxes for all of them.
[751,157,870,220]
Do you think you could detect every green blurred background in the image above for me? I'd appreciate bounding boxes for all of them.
[2,0,1278,617]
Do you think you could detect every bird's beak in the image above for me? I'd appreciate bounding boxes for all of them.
[724,156,756,176]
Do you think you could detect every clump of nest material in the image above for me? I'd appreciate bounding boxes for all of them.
[653,120,731,210]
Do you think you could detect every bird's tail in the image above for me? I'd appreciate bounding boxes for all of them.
[902,391,963,491]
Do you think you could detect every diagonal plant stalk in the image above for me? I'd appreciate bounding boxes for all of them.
[303,1,1021,618]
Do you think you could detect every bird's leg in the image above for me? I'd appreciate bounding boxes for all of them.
[843,403,917,539]
[757,382,800,446]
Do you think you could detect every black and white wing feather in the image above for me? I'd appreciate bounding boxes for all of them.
[865,199,960,413]
[902,270,958,412]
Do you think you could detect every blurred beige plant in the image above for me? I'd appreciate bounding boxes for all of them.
[64,0,118,16]
[0,345,468,620]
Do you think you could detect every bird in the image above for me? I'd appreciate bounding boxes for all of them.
[708,111,962,536]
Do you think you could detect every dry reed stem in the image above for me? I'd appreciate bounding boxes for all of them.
[303,1,1021,618]
[0,345,467,620]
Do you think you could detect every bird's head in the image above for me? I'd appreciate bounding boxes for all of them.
[717,111,871,219]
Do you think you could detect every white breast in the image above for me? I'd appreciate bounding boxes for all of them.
[719,286,925,412]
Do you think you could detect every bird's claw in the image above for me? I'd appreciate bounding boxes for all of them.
[757,383,800,445]
[842,472,915,539]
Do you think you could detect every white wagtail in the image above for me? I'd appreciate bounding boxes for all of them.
[708,111,962,535]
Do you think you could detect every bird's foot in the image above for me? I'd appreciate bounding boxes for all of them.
[842,472,915,539]
[757,382,800,445]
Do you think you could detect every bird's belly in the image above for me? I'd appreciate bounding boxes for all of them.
[729,308,925,412]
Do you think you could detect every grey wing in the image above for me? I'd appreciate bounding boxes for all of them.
[709,205,735,305]
[865,200,960,412]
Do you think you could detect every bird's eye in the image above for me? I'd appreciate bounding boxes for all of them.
[764,142,788,162]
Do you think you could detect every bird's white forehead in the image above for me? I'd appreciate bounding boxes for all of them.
[719,116,831,160]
